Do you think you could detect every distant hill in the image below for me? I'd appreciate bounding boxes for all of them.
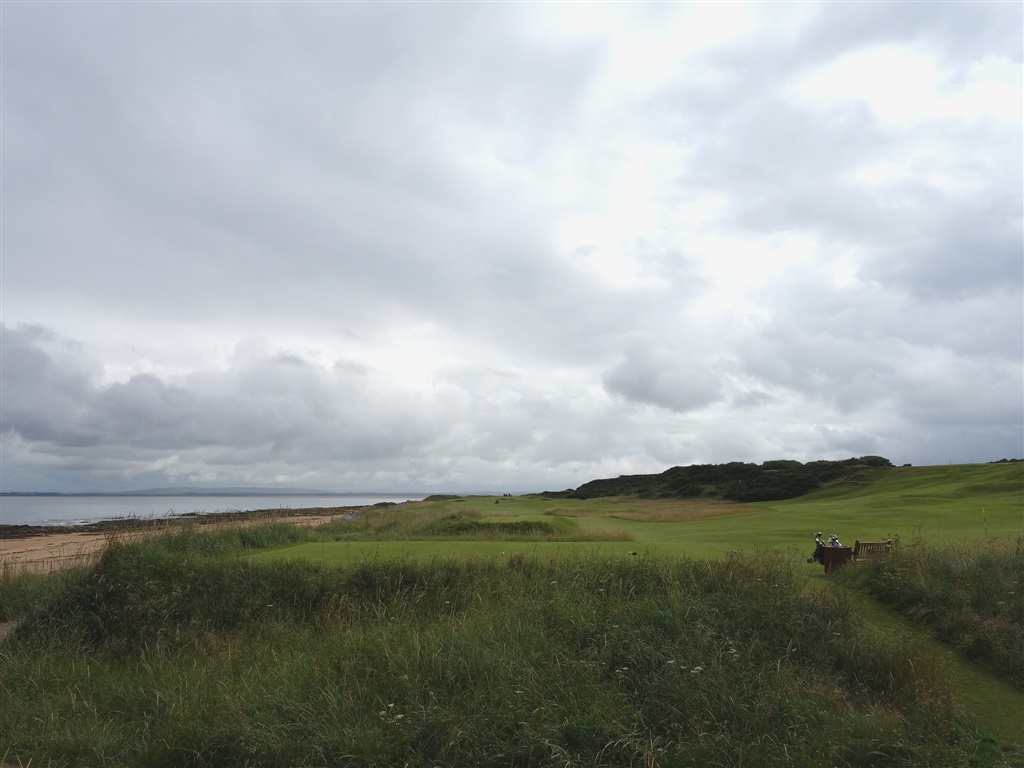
[1,486,340,497]
[121,486,338,496]
[543,456,896,503]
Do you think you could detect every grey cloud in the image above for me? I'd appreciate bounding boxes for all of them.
[1,324,643,491]
[646,5,1021,291]
[889,356,1022,429]
[673,93,1019,274]
[863,212,1023,301]
[733,309,1022,452]
[730,389,776,410]
[0,325,101,446]
[738,308,1020,423]
[750,266,1022,363]
[2,324,436,466]
[816,426,880,455]
[722,249,1023,464]
[797,2,1023,62]
[7,5,591,337]
[603,343,724,413]
[736,330,897,414]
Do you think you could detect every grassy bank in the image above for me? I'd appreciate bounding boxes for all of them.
[835,537,1024,689]
[756,462,1023,545]
[0,526,1014,767]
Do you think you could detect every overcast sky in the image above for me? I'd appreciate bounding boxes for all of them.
[2,2,1021,494]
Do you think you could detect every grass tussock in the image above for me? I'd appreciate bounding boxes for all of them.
[0,526,1008,767]
[0,569,77,623]
[546,499,751,523]
[320,504,631,542]
[836,536,1024,689]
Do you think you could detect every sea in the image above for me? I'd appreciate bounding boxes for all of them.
[0,494,427,528]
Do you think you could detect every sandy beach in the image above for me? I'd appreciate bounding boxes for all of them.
[0,509,358,575]
[0,528,113,574]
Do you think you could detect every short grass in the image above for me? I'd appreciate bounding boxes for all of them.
[757,462,1023,544]
[252,462,1022,564]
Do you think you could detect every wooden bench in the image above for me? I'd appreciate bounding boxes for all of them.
[853,540,892,561]
[820,541,893,574]
[821,546,853,574]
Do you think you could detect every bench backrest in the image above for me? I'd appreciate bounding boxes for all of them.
[822,546,853,574]
[853,540,892,559]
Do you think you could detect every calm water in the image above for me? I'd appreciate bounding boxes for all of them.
[0,494,426,527]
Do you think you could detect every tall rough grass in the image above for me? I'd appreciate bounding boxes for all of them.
[320,504,631,542]
[0,569,76,622]
[0,527,1009,767]
[836,536,1024,689]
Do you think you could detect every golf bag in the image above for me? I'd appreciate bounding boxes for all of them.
[807,532,826,564]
